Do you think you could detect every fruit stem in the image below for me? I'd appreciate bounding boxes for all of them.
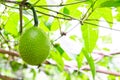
[25,2,38,27]
[31,7,38,27]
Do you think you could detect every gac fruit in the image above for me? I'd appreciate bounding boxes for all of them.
[19,27,50,65]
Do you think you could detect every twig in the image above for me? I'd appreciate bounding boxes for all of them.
[84,21,120,32]
[86,19,114,24]
[22,0,28,4]
[0,32,8,42]
[54,35,63,41]
[36,10,72,20]
[35,0,86,7]
[67,21,80,33]
[4,0,20,4]
[4,0,86,7]
[60,0,63,4]
[36,7,78,20]
[1,3,19,9]
[81,0,98,22]
[54,21,80,41]
[0,32,11,49]
[53,21,67,41]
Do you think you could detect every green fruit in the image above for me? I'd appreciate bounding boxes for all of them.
[19,27,50,65]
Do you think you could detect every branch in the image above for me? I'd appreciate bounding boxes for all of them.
[93,52,120,57]
[0,48,120,76]
[93,52,120,63]
[0,48,19,57]
[0,74,17,80]
[81,66,120,76]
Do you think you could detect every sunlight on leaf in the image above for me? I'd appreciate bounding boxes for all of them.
[81,22,98,53]
[98,8,113,27]
[4,12,19,36]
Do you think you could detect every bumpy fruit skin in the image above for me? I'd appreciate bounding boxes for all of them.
[19,27,50,65]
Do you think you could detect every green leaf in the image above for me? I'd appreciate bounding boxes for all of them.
[54,43,64,55]
[31,68,36,80]
[76,52,84,69]
[102,48,110,51]
[50,19,60,31]
[82,9,100,52]
[10,61,22,72]
[44,19,52,30]
[30,0,47,5]
[62,52,71,60]
[100,35,112,44]
[63,7,70,15]
[66,73,71,80]
[60,0,82,19]
[115,13,120,21]
[88,7,113,28]
[38,17,50,31]
[108,75,116,80]
[98,8,113,27]
[82,48,96,79]
[69,35,77,41]
[100,0,120,7]
[115,7,120,21]
[93,0,108,8]
[50,50,64,71]
[39,16,59,31]
[98,57,109,66]
[23,15,33,28]
[81,21,98,53]
[4,12,19,36]
[54,43,71,60]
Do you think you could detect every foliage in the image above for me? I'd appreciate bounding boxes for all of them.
[0,0,120,80]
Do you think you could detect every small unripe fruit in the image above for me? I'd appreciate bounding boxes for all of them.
[19,27,50,65]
